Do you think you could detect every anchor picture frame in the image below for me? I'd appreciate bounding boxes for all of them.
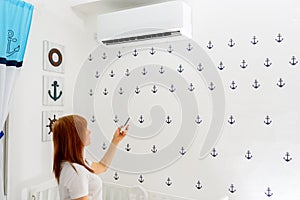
[43,75,64,106]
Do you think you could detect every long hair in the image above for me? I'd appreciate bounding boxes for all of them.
[52,114,94,183]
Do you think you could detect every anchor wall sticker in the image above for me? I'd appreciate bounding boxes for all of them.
[138,175,144,183]
[159,66,165,74]
[230,81,237,90]
[179,147,186,155]
[6,30,20,57]
[218,61,225,70]
[264,115,272,125]
[283,152,292,162]
[138,115,144,123]
[228,38,235,47]
[265,187,273,197]
[113,115,119,123]
[195,115,202,124]
[197,63,204,71]
[275,33,283,43]
[103,88,108,95]
[252,79,260,89]
[149,47,156,55]
[228,115,235,125]
[48,81,63,101]
[125,69,130,76]
[289,56,298,66]
[102,52,107,59]
[88,54,93,61]
[195,181,202,190]
[141,67,147,75]
[90,115,96,123]
[245,150,253,160]
[95,71,100,78]
[177,64,184,73]
[165,177,172,186]
[186,43,193,51]
[167,45,173,53]
[240,59,248,69]
[132,49,138,57]
[125,143,131,152]
[169,84,176,92]
[165,116,172,124]
[228,184,236,193]
[207,41,213,49]
[208,82,215,90]
[117,51,122,58]
[113,172,119,181]
[151,145,158,153]
[277,78,285,88]
[102,142,107,150]
[135,86,141,94]
[251,36,258,45]
[211,148,218,157]
[264,58,272,67]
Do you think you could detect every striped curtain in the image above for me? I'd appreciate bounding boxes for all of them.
[0,0,33,197]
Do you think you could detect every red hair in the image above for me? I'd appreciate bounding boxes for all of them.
[52,114,94,183]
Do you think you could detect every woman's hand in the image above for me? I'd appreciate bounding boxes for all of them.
[112,125,128,145]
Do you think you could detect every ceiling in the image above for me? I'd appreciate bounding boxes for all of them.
[70,0,177,15]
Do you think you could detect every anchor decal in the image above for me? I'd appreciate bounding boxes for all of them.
[89,89,93,96]
[138,175,144,183]
[167,45,173,53]
[6,30,20,57]
[264,115,272,125]
[141,67,147,75]
[102,52,107,60]
[125,144,131,152]
[207,41,213,49]
[188,83,195,92]
[151,85,158,93]
[135,86,140,94]
[46,114,58,134]
[289,56,298,66]
[208,82,215,90]
[179,147,186,155]
[151,145,158,153]
[109,70,115,77]
[149,47,156,55]
[138,115,144,123]
[251,36,258,45]
[277,78,285,88]
[90,115,96,123]
[118,87,124,95]
[113,115,119,123]
[103,88,108,95]
[132,49,138,57]
[169,84,176,92]
[186,43,193,51]
[228,38,235,47]
[95,71,100,78]
[218,61,225,70]
[159,66,165,74]
[228,115,235,124]
[113,172,119,181]
[88,54,93,61]
[166,116,172,124]
[195,115,202,124]
[195,181,202,190]
[102,142,107,150]
[228,184,236,193]
[48,81,63,101]
[197,63,204,71]
[165,177,172,186]
[245,150,253,160]
[210,148,218,157]
[177,64,184,73]
[230,81,237,90]
[240,59,248,69]
[265,187,273,197]
[252,79,260,89]
[275,33,283,43]
[264,58,272,67]
[125,69,130,76]
[283,152,292,162]
[117,51,122,58]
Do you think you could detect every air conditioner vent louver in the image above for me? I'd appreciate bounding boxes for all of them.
[102,30,181,45]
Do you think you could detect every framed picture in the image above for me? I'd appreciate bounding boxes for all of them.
[43,40,65,73]
[42,111,63,142]
[43,75,64,106]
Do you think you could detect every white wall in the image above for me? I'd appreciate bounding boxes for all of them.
[6,0,95,199]
[6,0,300,200]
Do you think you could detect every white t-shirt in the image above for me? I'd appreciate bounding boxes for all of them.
[58,161,102,200]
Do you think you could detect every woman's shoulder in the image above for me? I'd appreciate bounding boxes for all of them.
[61,162,89,175]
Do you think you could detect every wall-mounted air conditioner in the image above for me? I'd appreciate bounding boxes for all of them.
[97,1,192,45]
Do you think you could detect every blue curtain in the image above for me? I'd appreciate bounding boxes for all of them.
[0,0,33,198]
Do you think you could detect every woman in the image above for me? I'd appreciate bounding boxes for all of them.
[52,114,128,200]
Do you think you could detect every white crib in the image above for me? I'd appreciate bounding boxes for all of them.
[24,178,198,200]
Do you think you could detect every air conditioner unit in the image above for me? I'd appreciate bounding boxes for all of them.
[97,1,192,45]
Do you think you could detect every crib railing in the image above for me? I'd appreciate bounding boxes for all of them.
[25,178,206,200]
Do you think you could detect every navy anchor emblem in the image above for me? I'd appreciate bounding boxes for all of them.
[7,30,20,57]
[48,81,63,101]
